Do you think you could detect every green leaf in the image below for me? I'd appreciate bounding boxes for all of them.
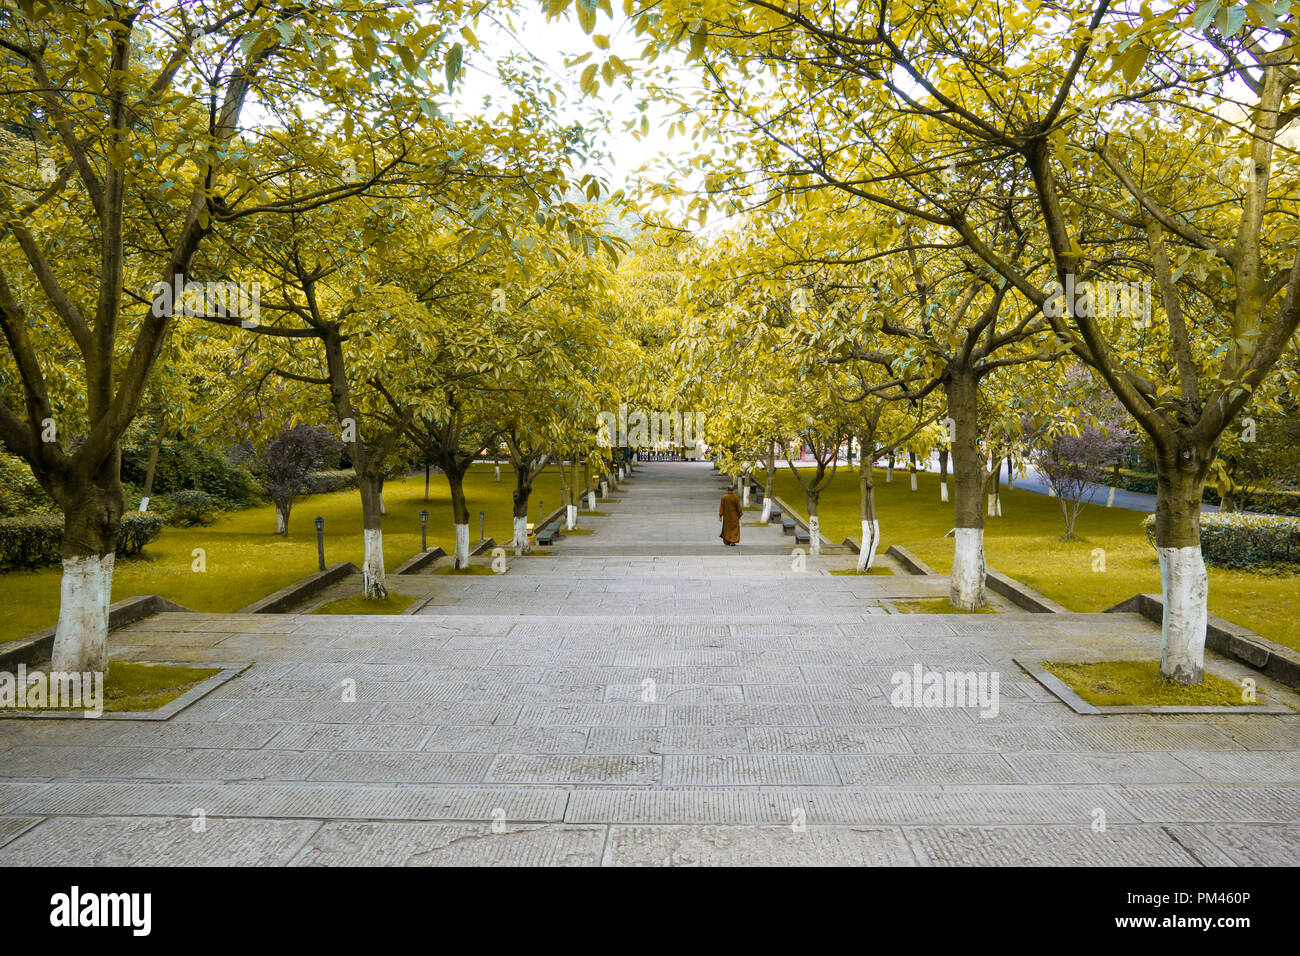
[445,41,463,93]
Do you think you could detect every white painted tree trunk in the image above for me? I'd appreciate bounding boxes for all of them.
[587,491,596,510]
[50,554,115,674]
[276,506,288,535]
[513,515,530,555]
[494,464,501,481]
[987,493,1002,516]
[1106,485,1116,507]
[138,496,150,513]
[742,483,750,507]
[601,480,609,496]
[1158,546,1208,683]
[857,519,880,571]
[378,492,386,516]
[950,527,986,610]
[363,528,386,598]
[808,516,821,556]
[759,497,772,523]
[453,523,470,569]
[940,481,949,503]
[886,465,893,483]
[910,472,918,492]
[566,504,577,531]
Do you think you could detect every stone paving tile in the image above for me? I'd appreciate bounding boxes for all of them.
[604,825,916,866]
[423,726,589,754]
[290,822,606,866]
[309,752,492,783]
[899,726,1075,754]
[908,825,1199,866]
[268,724,433,752]
[663,755,841,786]
[835,755,1018,786]
[1210,719,1300,751]
[1059,725,1246,752]
[0,816,41,848]
[1164,824,1300,866]
[747,727,913,755]
[1003,753,1206,785]
[604,684,744,705]
[0,816,320,866]
[486,754,661,785]
[584,727,750,754]
[1168,750,1300,783]
[564,787,1136,825]
[1116,787,1300,822]
[518,703,666,727]
[15,782,570,821]
[669,704,818,727]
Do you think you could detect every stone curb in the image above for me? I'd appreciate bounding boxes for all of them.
[235,562,359,614]
[884,545,937,576]
[985,568,1071,614]
[0,594,192,670]
[471,537,496,557]
[769,495,836,551]
[1106,592,1300,688]
[393,547,445,576]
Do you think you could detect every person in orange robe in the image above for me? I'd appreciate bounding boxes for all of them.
[719,487,742,546]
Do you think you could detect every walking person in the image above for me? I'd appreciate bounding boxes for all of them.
[719,485,742,547]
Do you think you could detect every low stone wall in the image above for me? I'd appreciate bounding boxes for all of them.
[1107,593,1300,687]
[236,562,359,614]
[0,595,191,669]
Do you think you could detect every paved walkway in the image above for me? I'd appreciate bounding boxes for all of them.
[0,462,1296,865]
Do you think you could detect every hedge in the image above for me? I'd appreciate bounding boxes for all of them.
[0,513,164,569]
[310,470,358,494]
[1143,512,1300,569]
[1103,468,1300,516]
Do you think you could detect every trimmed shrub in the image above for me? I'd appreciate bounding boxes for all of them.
[0,453,56,517]
[0,513,163,569]
[168,488,215,526]
[1143,512,1300,569]
[309,469,358,494]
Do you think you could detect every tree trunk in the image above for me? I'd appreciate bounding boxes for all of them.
[50,464,125,675]
[275,501,290,535]
[424,463,430,502]
[939,447,949,503]
[513,468,532,555]
[858,453,880,571]
[909,452,918,492]
[760,444,775,522]
[886,452,894,483]
[946,370,986,610]
[359,472,387,599]
[806,489,822,556]
[139,416,165,512]
[987,455,1002,517]
[447,464,471,568]
[1153,450,1212,684]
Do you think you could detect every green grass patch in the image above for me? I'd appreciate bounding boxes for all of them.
[0,464,567,643]
[312,593,417,614]
[830,566,894,575]
[773,467,1300,653]
[895,598,998,614]
[434,564,496,575]
[1042,659,1259,707]
[8,660,221,713]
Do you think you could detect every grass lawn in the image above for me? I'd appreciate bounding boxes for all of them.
[895,598,998,614]
[312,593,418,614]
[773,466,1300,653]
[3,661,221,713]
[1042,659,1260,707]
[0,463,565,643]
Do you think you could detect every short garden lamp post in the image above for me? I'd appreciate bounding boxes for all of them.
[479,510,485,542]
[420,509,428,552]
[314,516,325,571]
